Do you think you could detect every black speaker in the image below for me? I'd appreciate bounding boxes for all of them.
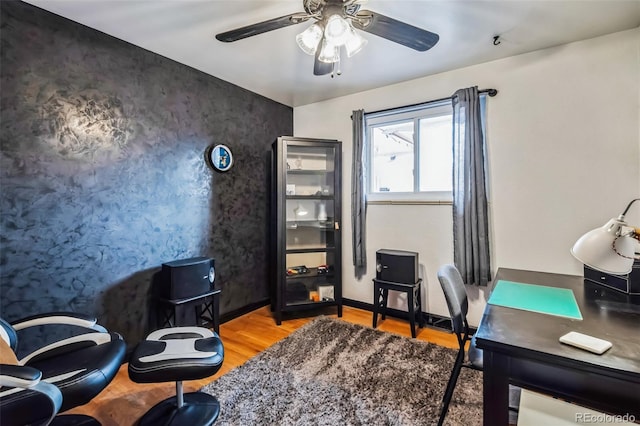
[376,249,419,284]
[158,257,215,300]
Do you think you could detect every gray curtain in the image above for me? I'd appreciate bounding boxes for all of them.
[451,87,491,285]
[351,109,367,278]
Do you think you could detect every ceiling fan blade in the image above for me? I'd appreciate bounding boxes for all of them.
[313,56,334,76]
[353,11,439,52]
[216,13,310,42]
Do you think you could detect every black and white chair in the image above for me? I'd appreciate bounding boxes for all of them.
[128,326,224,426]
[0,313,126,425]
[0,363,63,426]
[436,264,520,426]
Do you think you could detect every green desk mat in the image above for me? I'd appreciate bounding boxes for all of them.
[488,280,583,320]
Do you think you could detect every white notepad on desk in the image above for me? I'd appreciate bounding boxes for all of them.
[559,332,612,355]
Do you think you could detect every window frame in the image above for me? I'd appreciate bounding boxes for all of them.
[365,99,453,204]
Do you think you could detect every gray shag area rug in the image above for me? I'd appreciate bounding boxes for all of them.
[201,317,482,425]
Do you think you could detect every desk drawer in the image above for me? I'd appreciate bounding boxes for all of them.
[584,265,640,295]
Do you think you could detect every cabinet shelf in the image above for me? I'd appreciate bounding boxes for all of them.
[285,267,334,279]
[287,169,332,175]
[286,220,335,230]
[286,195,333,200]
[284,299,336,308]
[286,247,335,254]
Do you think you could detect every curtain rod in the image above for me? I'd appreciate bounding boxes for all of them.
[364,88,498,116]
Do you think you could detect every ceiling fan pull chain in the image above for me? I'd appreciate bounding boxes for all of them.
[332,52,342,78]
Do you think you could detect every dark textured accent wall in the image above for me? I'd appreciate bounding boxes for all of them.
[0,1,292,351]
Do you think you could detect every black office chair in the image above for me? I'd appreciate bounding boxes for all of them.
[0,313,126,425]
[0,363,63,426]
[436,264,519,426]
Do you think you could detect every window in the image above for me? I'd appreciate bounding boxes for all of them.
[365,101,453,202]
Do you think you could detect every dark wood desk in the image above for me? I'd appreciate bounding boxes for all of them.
[475,268,640,426]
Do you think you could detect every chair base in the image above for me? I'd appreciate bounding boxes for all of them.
[51,414,101,426]
[138,392,220,426]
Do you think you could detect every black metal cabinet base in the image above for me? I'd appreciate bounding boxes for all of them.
[274,301,343,326]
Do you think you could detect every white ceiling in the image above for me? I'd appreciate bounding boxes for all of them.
[24,0,640,107]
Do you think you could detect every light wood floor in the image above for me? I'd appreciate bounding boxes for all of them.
[68,305,459,425]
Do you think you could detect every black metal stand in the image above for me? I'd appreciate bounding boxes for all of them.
[372,279,423,338]
[156,289,221,333]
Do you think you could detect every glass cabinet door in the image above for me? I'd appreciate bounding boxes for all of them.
[284,144,337,252]
[284,144,338,306]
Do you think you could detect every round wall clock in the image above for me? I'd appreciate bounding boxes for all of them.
[206,144,234,172]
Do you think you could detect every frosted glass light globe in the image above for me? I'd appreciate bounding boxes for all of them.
[324,15,350,45]
[296,23,323,55]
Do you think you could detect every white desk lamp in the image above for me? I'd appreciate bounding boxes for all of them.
[571,198,640,275]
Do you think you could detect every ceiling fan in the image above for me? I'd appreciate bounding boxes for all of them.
[215,0,439,77]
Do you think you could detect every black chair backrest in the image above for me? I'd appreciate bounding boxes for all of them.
[437,264,469,337]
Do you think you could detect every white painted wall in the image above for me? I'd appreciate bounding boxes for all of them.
[293,28,640,326]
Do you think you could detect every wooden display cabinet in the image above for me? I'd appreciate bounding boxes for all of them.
[270,136,342,325]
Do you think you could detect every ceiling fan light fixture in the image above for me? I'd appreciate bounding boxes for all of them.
[318,38,340,63]
[324,14,351,45]
[215,0,440,77]
[296,23,324,55]
[344,27,367,57]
